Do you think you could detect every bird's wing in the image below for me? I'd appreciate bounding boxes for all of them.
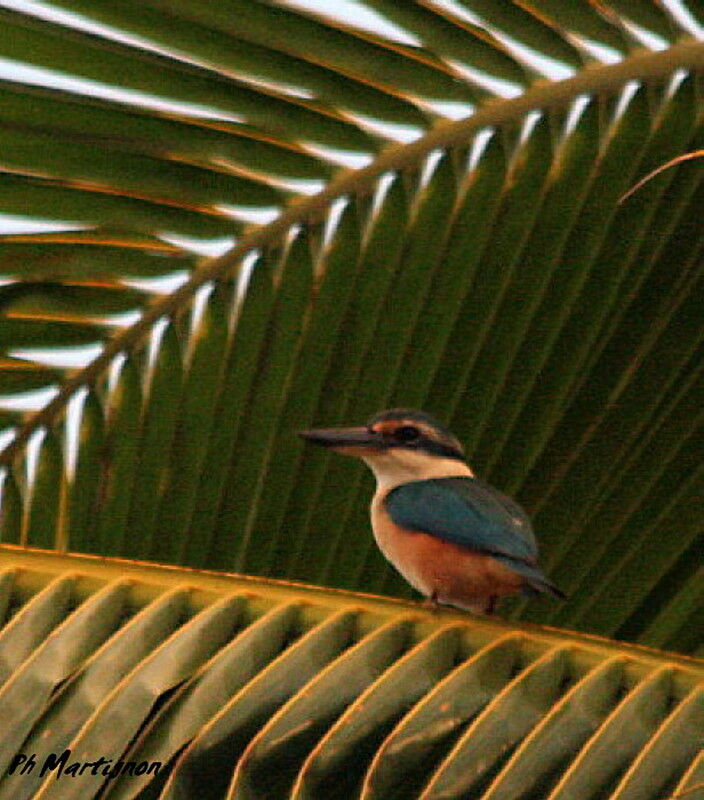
[384,476,539,565]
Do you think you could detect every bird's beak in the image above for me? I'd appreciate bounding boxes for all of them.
[298,426,381,452]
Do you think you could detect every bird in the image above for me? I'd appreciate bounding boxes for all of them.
[300,408,564,614]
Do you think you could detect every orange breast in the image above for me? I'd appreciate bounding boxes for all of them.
[371,495,525,612]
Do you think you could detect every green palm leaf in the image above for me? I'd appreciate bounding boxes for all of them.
[0,0,701,658]
[0,550,701,800]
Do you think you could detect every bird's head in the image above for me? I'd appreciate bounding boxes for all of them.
[300,409,471,488]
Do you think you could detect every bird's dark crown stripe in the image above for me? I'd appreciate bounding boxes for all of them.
[367,408,456,438]
[367,408,465,461]
[369,431,465,461]
[413,439,466,461]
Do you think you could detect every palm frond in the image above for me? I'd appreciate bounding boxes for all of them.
[0,549,701,800]
[0,0,701,654]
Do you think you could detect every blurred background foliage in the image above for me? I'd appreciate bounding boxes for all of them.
[0,0,701,655]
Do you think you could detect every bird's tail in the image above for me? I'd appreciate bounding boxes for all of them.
[529,577,567,600]
[497,554,566,600]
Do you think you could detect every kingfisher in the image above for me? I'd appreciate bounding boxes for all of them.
[300,408,564,614]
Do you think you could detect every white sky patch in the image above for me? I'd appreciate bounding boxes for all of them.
[613,80,642,123]
[420,98,475,120]
[419,148,444,191]
[277,0,422,47]
[370,171,397,221]
[285,223,303,246]
[107,351,127,395]
[467,127,495,171]
[215,204,281,226]
[519,109,543,145]
[3,0,322,101]
[122,269,191,295]
[262,176,327,196]
[429,0,482,28]
[0,214,87,235]
[666,69,689,99]
[620,20,669,51]
[185,282,215,363]
[0,384,58,411]
[321,196,349,254]
[2,0,162,49]
[0,57,246,123]
[489,31,574,81]
[570,34,623,65]
[64,386,87,475]
[661,0,704,37]
[446,59,522,98]
[431,0,574,81]
[157,233,236,257]
[0,431,17,454]
[11,342,104,368]
[364,171,396,248]
[345,112,425,143]
[233,249,260,309]
[299,142,374,169]
[96,309,143,328]
[232,74,315,101]
[25,426,45,485]
[563,94,591,137]
[211,154,328,194]
[144,316,171,382]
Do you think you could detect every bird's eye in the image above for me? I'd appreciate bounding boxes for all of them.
[394,425,420,442]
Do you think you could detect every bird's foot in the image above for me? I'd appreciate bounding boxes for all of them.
[421,594,442,614]
[467,596,498,615]
[421,595,499,616]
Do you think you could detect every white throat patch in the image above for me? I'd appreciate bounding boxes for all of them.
[361,448,473,493]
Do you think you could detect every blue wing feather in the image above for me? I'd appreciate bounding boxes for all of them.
[385,477,537,564]
[384,477,564,598]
